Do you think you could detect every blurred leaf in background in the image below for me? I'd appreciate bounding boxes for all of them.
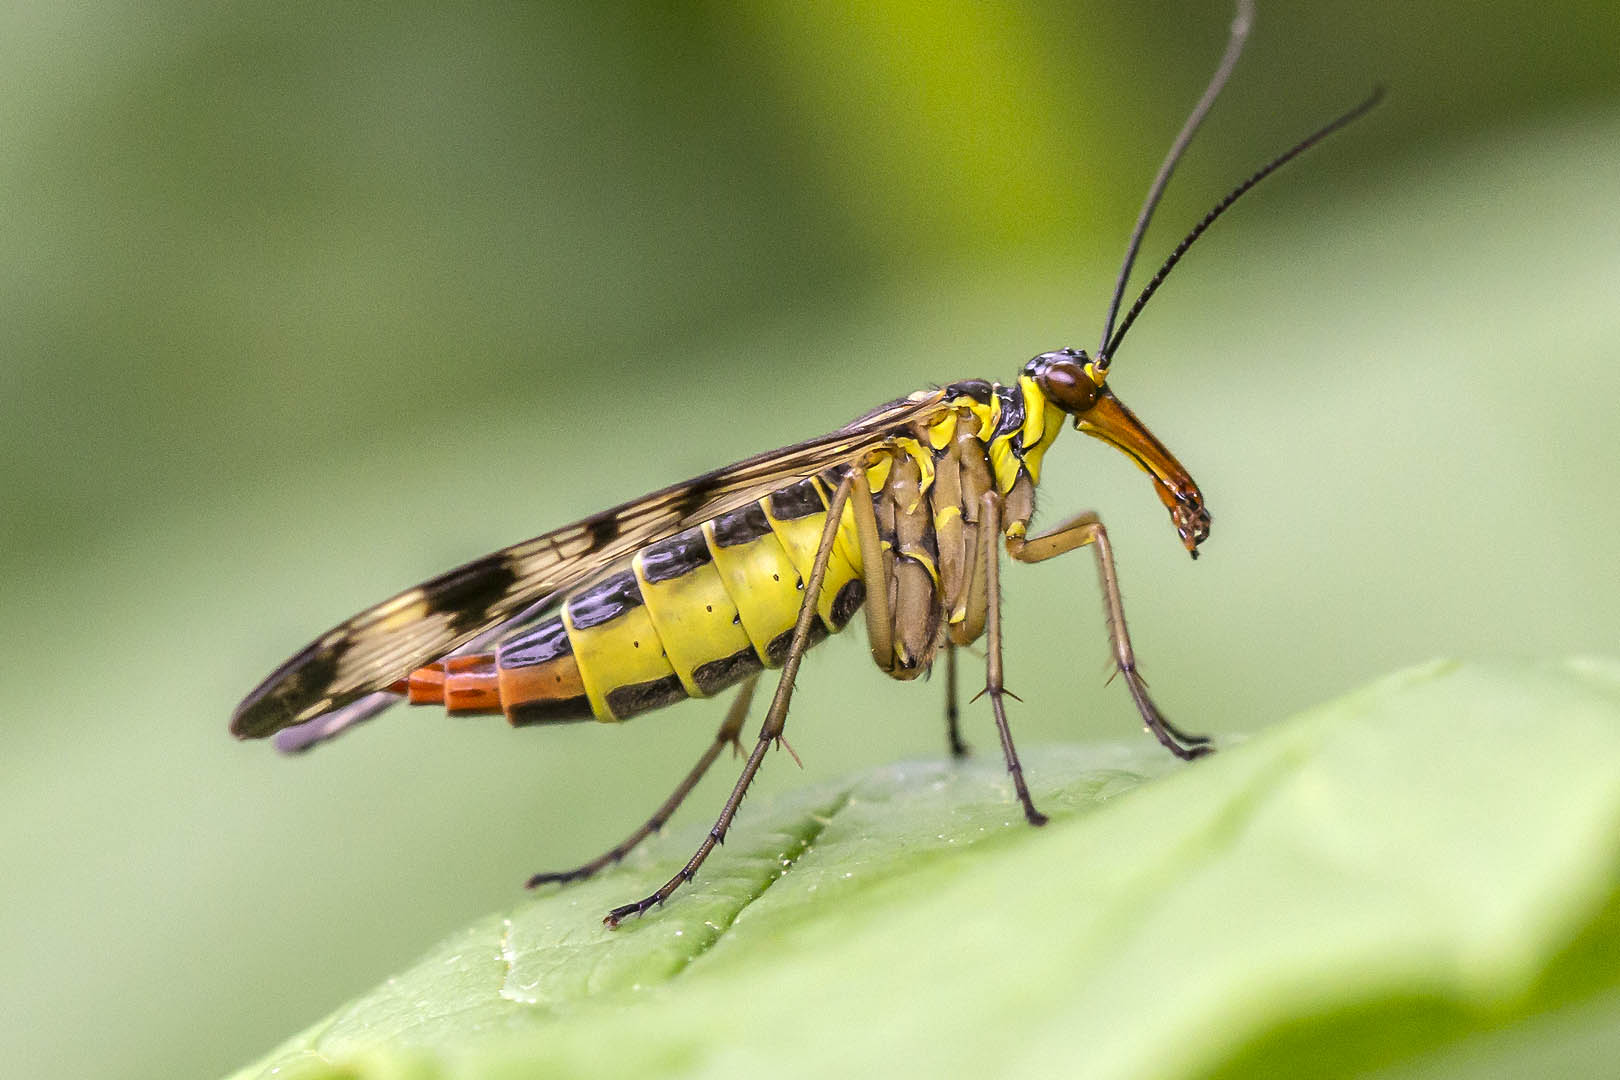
[1,2,1617,1079]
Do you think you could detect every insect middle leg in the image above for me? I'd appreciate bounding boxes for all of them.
[1004,511,1211,760]
[526,674,759,888]
[603,469,857,927]
[843,475,967,755]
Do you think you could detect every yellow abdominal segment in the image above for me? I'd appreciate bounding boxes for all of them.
[761,493,860,629]
[633,554,752,699]
[564,600,678,722]
[701,518,805,666]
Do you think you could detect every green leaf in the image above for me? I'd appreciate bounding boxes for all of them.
[230,659,1620,1080]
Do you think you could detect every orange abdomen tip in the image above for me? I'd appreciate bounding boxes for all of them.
[400,654,508,715]
[399,662,448,705]
[441,654,504,715]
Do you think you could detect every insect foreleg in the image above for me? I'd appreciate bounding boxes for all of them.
[603,469,858,928]
[977,492,1049,826]
[526,674,759,889]
[846,465,895,672]
[1004,512,1212,760]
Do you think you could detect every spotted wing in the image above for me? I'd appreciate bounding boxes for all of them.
[230,390,948,740]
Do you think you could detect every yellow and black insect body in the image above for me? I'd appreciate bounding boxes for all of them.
[396,368,1194,726]
[231,1,1380,926]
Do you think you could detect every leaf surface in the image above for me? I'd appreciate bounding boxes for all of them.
[231,659,1620,1079]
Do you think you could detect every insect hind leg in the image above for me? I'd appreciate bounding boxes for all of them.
[525,674,759,888]
[1005,510,1211,760]
[603,469,858,927]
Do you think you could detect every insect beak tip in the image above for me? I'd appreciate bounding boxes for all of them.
[1173,503,1212,557]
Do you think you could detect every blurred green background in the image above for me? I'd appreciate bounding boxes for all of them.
[3,2,1617,1078]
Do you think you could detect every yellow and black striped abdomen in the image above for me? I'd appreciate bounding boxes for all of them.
[405,476,869,725]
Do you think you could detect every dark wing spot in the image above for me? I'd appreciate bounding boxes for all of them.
[230,640,346,739]
[586,515,620,549]
[669,481,713,520]
[420,556,522,636]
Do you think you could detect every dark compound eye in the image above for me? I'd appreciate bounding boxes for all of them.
[1032,352,1101,413]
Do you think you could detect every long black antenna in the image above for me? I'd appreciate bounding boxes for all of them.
[1102,85,1384,362]
[1096,0,1254,361]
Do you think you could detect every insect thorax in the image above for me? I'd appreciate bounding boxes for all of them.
[862,375,1064,675]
